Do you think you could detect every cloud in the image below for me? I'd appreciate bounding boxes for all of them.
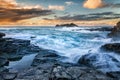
[83,0,107,9]
[65,1,74,6]
[56,12,120,21]
[0,0,18,9]
[110,3,120,8]
[48,5,65,11]
[0,8,53,22]
[83,0,120,9]
[0,0,53,22]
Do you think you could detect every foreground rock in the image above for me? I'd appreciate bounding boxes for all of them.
[0,32,5,38]
[0,36,43,73]
[0,38,41,57]
[0,32,117,80]
[101,43,120,53]
[107,71,120,79]
[108,21,120,40]
[32,50,62,66]
[0,72,17,80]
[14,50,115,80]
[78,53,120,74]
[15,65,113,80]
[0,57,8,67]
[56,23,78,27]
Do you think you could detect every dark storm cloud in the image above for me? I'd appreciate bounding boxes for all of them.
[56,12,120,21]
[0,0,53,22]
[0,8,53,22]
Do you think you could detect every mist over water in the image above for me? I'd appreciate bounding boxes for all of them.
[0,26,120,72]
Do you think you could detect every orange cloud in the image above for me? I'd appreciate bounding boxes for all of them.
[0,0,53,23]
[83,0,107,9]
[0,0,17,9]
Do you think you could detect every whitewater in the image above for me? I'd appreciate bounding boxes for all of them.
[0,26,120,72]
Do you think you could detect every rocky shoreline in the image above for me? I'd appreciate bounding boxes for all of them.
[0,33,113,80]
[0,21,120,80]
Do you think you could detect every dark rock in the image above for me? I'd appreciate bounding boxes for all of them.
[107,71,120,79]
[101,43,120,53]
[16,65,113,80]
[0,38,31,54]
[25,45,41,53]
[0,32,5,38]
[1,72,17,80]
[0,38,6,42]
[8,55,23,61]
[0,38,41,56]
[0,37,45,72]
[55,23,78,27]
[0,57,9,67]
[108,21,120,40]
[32,50,61,66]
[0,67,8,72]
[86,27,112,31]
[30,36,36,39]
[78,53,120,73]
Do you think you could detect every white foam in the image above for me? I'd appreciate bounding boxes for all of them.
[1,27,120,72]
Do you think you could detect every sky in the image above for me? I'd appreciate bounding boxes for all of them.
[0,0,120,26]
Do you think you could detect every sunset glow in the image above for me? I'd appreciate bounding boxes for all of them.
[0,0,120,26]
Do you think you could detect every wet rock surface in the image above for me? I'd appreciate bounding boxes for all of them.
[32,50,63,66]
[108,21,120,40]
[0,57,8,67]
[14,50,115,80]
[0,33,45,79]
[107,71,120,79]
[101,43,120,53]
[15,65,113,80]
[78,53,120,74]
[0,32,5,38]
[0,72,17,80]
[0,32,118,80]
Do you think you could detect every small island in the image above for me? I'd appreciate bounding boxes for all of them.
[55,23,78,27]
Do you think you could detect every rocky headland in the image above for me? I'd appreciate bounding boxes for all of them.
[108,21,120,40]
[101,21,120,53]
[99,21,120,79]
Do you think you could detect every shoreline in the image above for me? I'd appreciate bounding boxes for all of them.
[0,25,120,79]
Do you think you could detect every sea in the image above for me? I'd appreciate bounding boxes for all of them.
[0,26,120,72]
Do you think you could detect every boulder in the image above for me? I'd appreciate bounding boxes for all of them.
[0,67,8,73]
[108,21,120,40]
[32,49,62,66]
[0,57,9,67]
[101,43,120,53]
[0,38,30,53]
[78,53,120,73]
[0,32,5,38]
[107,71,120,79]
[0,37,45,72]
